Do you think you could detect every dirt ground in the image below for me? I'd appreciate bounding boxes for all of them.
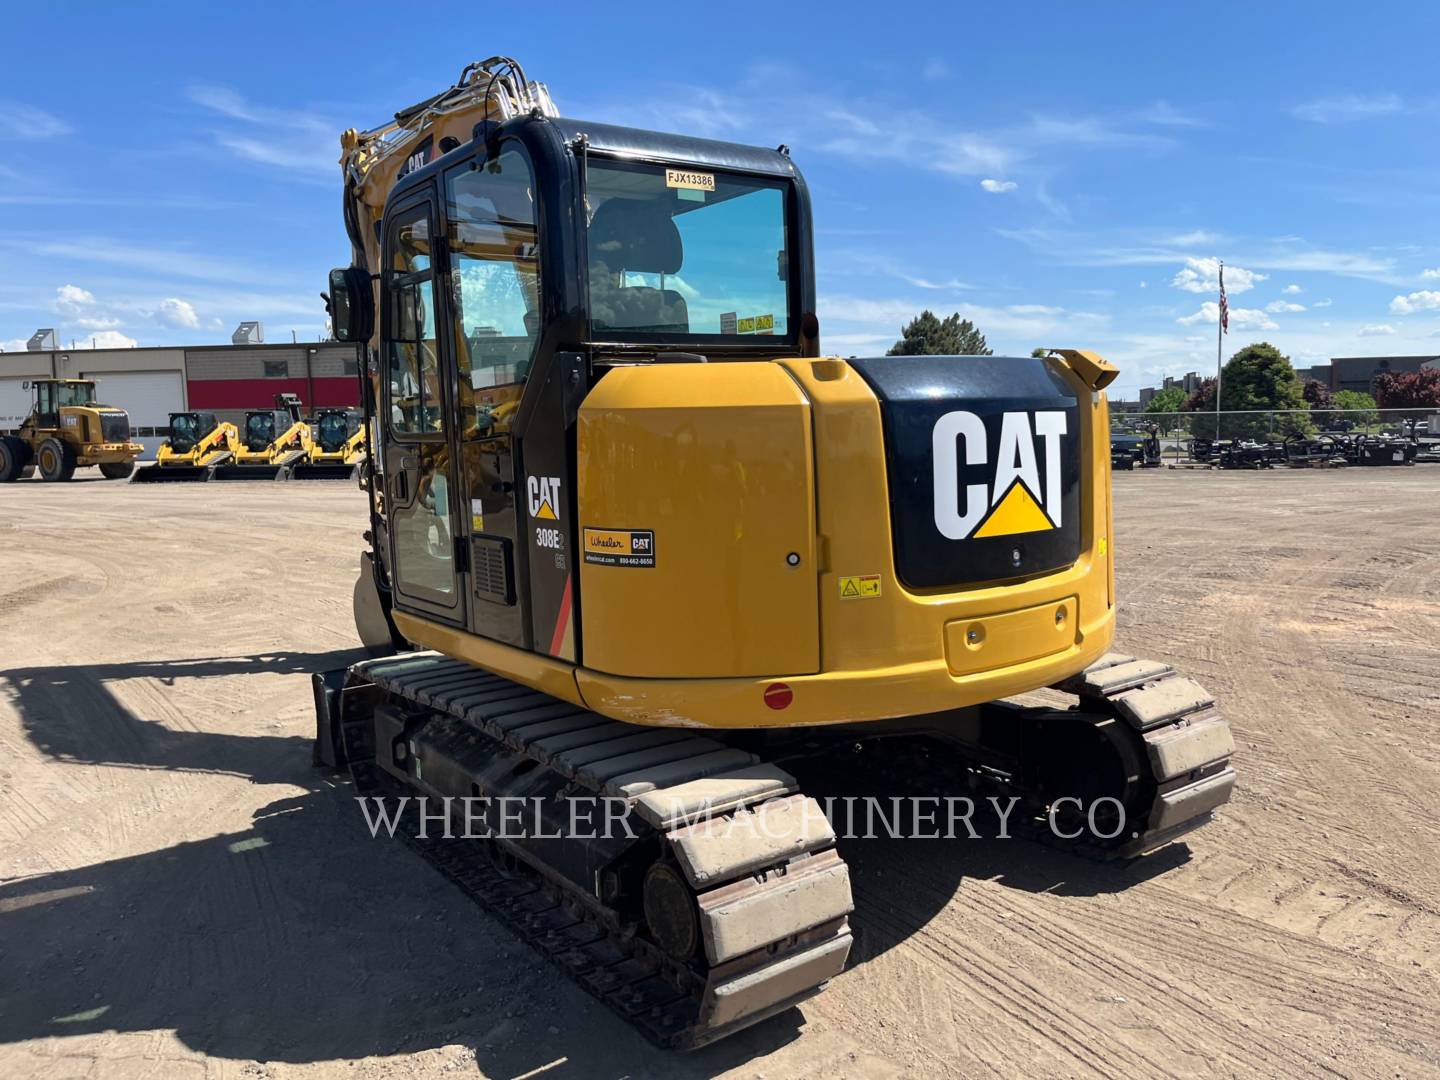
[1,466,1438,1079]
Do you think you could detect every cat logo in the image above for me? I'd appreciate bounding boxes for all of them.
[527,475,562,521]
[932,410,1067,540]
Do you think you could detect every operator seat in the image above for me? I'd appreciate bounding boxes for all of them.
[588,198,690,333]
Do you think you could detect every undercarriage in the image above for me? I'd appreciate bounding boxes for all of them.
[313,650,1234,1047]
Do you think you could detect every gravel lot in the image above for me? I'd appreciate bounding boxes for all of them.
[2,466,1438,1079]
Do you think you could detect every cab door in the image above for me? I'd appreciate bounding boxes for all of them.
[442,145,545,649]
[381,194,466,623]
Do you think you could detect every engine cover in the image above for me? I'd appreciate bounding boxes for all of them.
[848,355,1081,589]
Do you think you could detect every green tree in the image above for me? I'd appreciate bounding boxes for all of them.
[887,311,992,356]
[1181,342,1310,438]
[1142,385,1187,434]
[1332,389,1379,429]
[1030,347,1049,358]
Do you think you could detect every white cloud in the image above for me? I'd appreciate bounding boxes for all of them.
[1266,300,1306,313]
[1171,257,1266,295]
[1389,290,1440,314]
[980,178,1017,193]
[1292,94,1404,124]
[1422,268,1440,280]
[1358,324,1396,336]
[1165,230,1220,247]
[189,84,335,176]
[55,284,95,309]
[0,102,71,139]
[997,227,1404,283]
[2,338,29,352]
[1177,302,1276,330]
[1282,284,1302,294]
[1136,101,1204,127]
[824,332,894,352]
[818,295,1107,341]
[64,330,139,349]
[157,298,200,328]
[904,276,973,290]
[1312,298,1333,308]
[51,284,122,329]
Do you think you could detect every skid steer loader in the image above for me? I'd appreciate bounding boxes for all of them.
[289,407,367,480]
[311,58,1237,1049]
[131,412,240,483]
[212,393,314,481]
[0,379,143,482]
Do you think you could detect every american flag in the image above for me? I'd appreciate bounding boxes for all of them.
[1218,262,1229,334]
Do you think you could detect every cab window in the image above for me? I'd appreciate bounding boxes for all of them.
[386,209,440,435]
[445,149,540,393]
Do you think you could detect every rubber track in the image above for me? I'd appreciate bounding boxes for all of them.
[331,658,851,1049]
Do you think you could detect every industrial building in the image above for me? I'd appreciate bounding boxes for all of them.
[1306,355,1439,395]
[0,339,360,454]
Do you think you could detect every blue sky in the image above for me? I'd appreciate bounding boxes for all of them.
[3,2,1439,394]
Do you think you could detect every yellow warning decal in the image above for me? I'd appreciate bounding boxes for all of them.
[534,500,558,521]
[973,480,1055,539]
[1099,536,1108,556]
[736,313,775,334]
[665,168,715,192]
[838,574,882,599]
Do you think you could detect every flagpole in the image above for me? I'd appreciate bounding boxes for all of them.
[1215,260,1224,440]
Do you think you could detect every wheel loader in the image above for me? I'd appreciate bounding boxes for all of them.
[212,393,314,481]
[130,412,240,483]
[311,58,1237,1049]
[0,378,143,482]
[289,407,367,480]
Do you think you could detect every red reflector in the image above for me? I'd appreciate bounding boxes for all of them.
[763,683,793,710]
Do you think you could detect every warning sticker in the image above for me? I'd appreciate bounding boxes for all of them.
[838,574,882,599]
[665,168,715,192]
[736,313,775,334]
[583,527,656,568]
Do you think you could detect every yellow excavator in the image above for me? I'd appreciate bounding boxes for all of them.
[213,393,314,481]
[131,412,240,483]
[312,59,1236,1049]
[0,378,143,482]
[289,407,367,480]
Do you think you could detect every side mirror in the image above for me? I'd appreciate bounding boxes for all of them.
[326,266,375,343]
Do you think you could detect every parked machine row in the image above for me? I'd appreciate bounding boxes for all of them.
[1187,431,1421,469]
[132,395,368,483]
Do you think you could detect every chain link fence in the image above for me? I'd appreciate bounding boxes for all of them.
[1111,407,1440,467]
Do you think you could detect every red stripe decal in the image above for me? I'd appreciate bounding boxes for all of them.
[548,576,573,656]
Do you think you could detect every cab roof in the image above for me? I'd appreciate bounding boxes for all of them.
[391,114,800,200]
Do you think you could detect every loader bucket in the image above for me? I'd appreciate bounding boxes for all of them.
[211,463,288,481]
[289,462,360,481]
[130,463,213,483]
